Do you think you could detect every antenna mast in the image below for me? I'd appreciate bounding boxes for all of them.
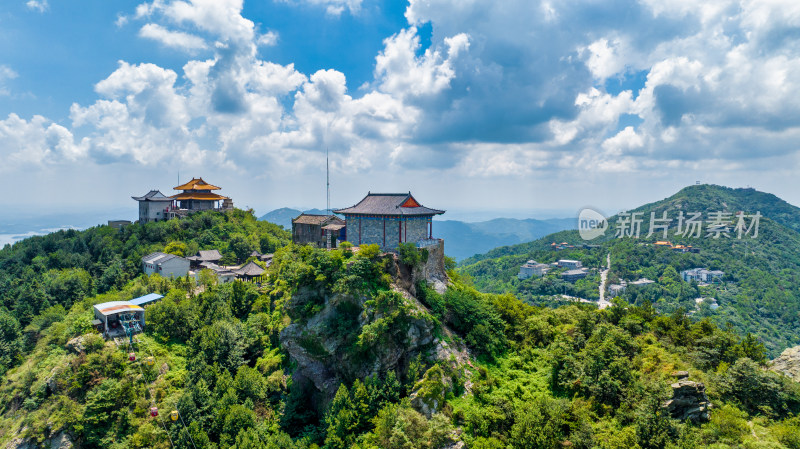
[326,146,330,215]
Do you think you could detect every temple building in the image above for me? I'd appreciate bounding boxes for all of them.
[292,214,346,248]
[133,177,233,223]
[171,177,233,213]
[131,190,174,224]
[334,192,444,250]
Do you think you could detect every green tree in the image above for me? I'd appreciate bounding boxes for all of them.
[0,309,22,373]
[164,241,188,257]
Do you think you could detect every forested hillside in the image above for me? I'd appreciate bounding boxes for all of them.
[1,204,800,448]
[459,185,800,356]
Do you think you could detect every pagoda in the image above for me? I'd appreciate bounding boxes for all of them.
[172,177,233,212]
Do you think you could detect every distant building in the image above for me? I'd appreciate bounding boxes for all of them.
[561,269,588,282]
[608,283,626,296]
[292,214,346,248]
[195,262,237,284]
[695,297,720,310]
[681,268,724,283]
[518,260,550,279]
[234,261,266,281]
[133,177,234,224]
[630,278,655,286]
[171,177,233,214]
[187,249,223,268]
[132,190,174,224]
[249,251,273,266]
[654,241,672,247]
[557,259,583,269]
[108,220,132,230]
[142,252,190,278]
[334,192,444,250]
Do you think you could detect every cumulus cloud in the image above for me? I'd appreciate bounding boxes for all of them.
[0,114,85,168]
[280,0,363,16]
[5,0,800,192]
[25,0,48,13]
[0,65,18,96]
[139,23,208,51]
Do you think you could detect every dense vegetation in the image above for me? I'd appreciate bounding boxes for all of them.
[0,191,799,448]
[460,185,800,356]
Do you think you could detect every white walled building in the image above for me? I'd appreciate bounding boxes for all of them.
[142,252,190,278]
[132,190,174,224]
[518,260,551,279]
[557,259,583,270]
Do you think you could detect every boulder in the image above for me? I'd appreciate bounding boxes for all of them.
[663,379,711,422]
[770,345,800,382]
[48,432,73,449]
[64,336,85,354]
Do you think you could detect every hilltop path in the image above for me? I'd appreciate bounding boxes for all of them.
[598,253,611,309]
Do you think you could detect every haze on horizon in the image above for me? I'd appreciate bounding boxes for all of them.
[2,0,800,218]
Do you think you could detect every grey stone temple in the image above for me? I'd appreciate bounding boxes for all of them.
[334,192,444,250]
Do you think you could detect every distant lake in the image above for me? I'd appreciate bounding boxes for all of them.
[0,227,80,248]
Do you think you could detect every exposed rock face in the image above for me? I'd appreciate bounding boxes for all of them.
[413,240,449,294]
[770,345,800,382]
[64,336,85,354]
[280,245,462,407]
[4,431,73,449]
[663,379,711,422]
[47,432,73,449]
[280,287,439,401]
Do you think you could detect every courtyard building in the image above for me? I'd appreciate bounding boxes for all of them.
[334,192,444,251]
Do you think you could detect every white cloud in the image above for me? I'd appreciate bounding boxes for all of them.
[7,0,800,210]
[0,114,85,169]
[280,0,363,16]
[375,27,469,99]
[139,23,208,51]
[0,65,18,96]
[25,0,48,13]
[257,31,278,47]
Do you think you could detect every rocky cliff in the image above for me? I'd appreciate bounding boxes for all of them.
[280,243,464,409]
[771,345,800,382]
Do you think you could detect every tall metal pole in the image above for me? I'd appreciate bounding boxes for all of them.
[326,146,330,215]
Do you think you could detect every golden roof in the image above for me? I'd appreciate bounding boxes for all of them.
[172,192,229,201]
[174,177,221,191]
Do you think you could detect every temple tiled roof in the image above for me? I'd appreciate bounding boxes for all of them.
[188,249,222,262]
[292,214,344,225]
[235,261,266,277]
[132,190,174,202]
[334,193,444,216]
[174,177,221,191]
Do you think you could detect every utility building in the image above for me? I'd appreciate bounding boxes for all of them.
[142,252,190,278]
[334,192,444,250]
[93,301,145,339]
[292,214,345,247]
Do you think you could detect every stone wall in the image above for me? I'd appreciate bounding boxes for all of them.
[345,216,431,250]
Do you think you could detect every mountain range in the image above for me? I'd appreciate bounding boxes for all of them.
[459,184,800,356]
[259,207,575,261]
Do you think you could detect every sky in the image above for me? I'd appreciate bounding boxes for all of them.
[2,0,800,222]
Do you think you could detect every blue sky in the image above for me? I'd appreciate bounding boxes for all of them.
[2,0,800,221]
